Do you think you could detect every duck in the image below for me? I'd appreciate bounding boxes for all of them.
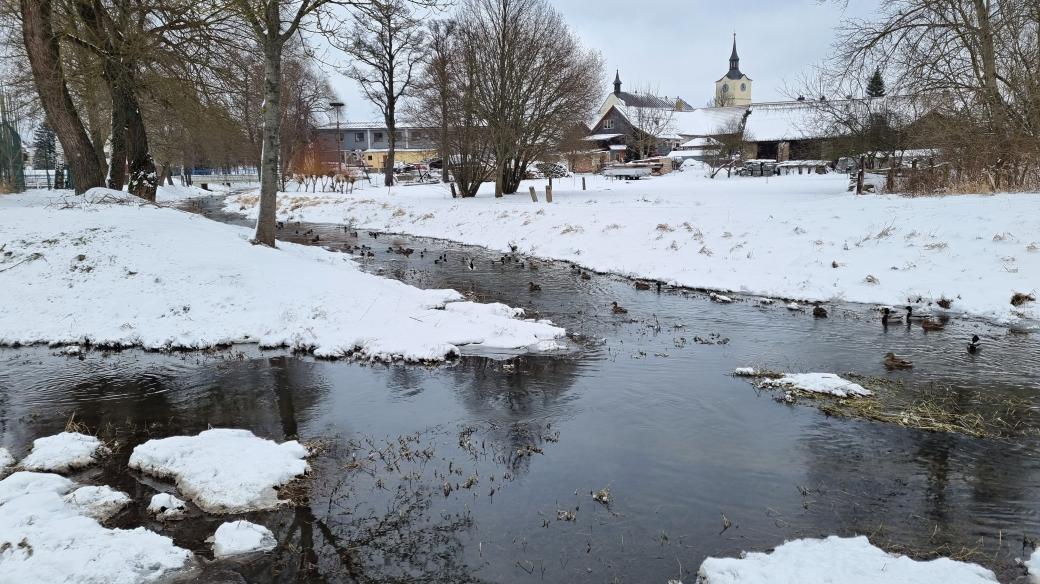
[812,304,828,318]
[469,259,475,270]
[580,272,591,280]
[635,281,651,290]
[656,282,662,293]
[968,334,981,354]
[611,301,628,314]
[310,235,320,243]
[905,306,927,321]
[881,307,903,325]
[528,281,542,292]
[884,352,914,369]
[921,318,946,332]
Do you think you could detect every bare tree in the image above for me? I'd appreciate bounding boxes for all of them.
[333,0,427,187]
[20,0,105,194]
[828,0,1040,190]
[704,112,751,178]
[461,0,602,196]
[407,18,455,183]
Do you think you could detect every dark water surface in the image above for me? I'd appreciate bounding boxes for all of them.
[1,195,1039,583]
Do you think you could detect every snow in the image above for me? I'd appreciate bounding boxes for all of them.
[0,448,13,471]
[1026,549,1040,583]
[223,173,1040,326]
[154,184,212,203]
[0,472,192,583]
[20,432,109,473]
[129,428,309,513]
[0,190,564,362]
[696,535,998,584]
[211,520,277,557]
[733,367,758,376]
[63,485,131,521]
[147,492,187,521]
[760,373,872,398]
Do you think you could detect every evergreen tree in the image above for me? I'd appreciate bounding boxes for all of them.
[32,124,57,170]
[866,68,887,98]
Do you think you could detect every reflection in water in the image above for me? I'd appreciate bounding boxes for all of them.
[0,199,1039,582]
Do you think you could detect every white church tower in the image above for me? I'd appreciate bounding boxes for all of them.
[715,34,752,107]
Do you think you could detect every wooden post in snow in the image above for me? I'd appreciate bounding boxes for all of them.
[582,176,586,191]
[450,182,457,198]
[545,184,553,203]
[529,186,538,202]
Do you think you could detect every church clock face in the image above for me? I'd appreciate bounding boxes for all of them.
[741,83,747,92]
[722,84,729,93]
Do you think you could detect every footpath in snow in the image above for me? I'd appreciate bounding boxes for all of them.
[0,189,563,361]
[226,172,1040,326]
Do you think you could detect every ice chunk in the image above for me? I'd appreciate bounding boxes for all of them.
[148,492,188,521]
[63,485,131,521]
[20,432,109,472]
[212,520,277,557]
[0,472,191,583]
[129,428,309,513]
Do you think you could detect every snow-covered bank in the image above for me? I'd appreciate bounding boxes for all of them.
[129,429,309,513]
[696,535,998,583]
[225,173,1040,325]
[211,520,277,557]
[0,190,563,361]
[0,471,192,583]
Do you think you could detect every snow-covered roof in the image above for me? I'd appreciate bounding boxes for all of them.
[317,121,426,131]
[680,136,723,149]
[585,133,623,141]
[743,102,829,142]
[608,144,628,151]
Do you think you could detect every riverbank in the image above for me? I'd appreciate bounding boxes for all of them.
[225,172,1040,327]
[0,189,563,361]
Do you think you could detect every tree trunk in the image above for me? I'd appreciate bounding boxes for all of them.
[253,40,283,247]
[123,77,158,201]
[439,91,449,183]
[106,78,128,190]
[21,0,103,195]
[384,109,396,187]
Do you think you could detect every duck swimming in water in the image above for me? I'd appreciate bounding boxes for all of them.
[881,307,903,325]
[968,335,981,354]
[884,352,914,369]
[611,301,628,314]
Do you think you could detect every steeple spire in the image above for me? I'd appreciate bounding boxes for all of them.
[613,70,622,96]
[729,33,740,72]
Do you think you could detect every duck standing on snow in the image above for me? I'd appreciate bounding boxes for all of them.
[968,335,981,354]
[884,352,914,369]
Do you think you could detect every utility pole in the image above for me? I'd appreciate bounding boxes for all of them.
[330,101,344,179]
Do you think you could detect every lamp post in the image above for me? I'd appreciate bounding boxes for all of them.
[329,101,344,178]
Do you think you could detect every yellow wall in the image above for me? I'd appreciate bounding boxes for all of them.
[363,149,437,169]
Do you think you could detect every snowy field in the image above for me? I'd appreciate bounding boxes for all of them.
[226,172,1040,326]
[0,189,563,361]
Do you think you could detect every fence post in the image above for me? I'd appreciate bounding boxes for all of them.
[582,176,586,191]
[856,156,865,195]
[546,184,553,203]
[450,182,457,198]
[529,186,538,202]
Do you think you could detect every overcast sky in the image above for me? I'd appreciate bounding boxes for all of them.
[323,0,881,123]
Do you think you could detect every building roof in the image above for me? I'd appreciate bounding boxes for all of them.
[585,133,624,141]
[317,121,426,131]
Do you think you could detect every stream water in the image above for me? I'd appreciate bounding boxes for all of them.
[1,194,1039,583]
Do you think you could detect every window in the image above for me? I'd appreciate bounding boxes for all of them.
[367,155,373,161]
[374,132,384,141]
[741,83,747,92]
[355,132,365,142]
[603,119,615,130]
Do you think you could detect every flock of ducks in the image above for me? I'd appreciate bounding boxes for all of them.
[295,227,990,367]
